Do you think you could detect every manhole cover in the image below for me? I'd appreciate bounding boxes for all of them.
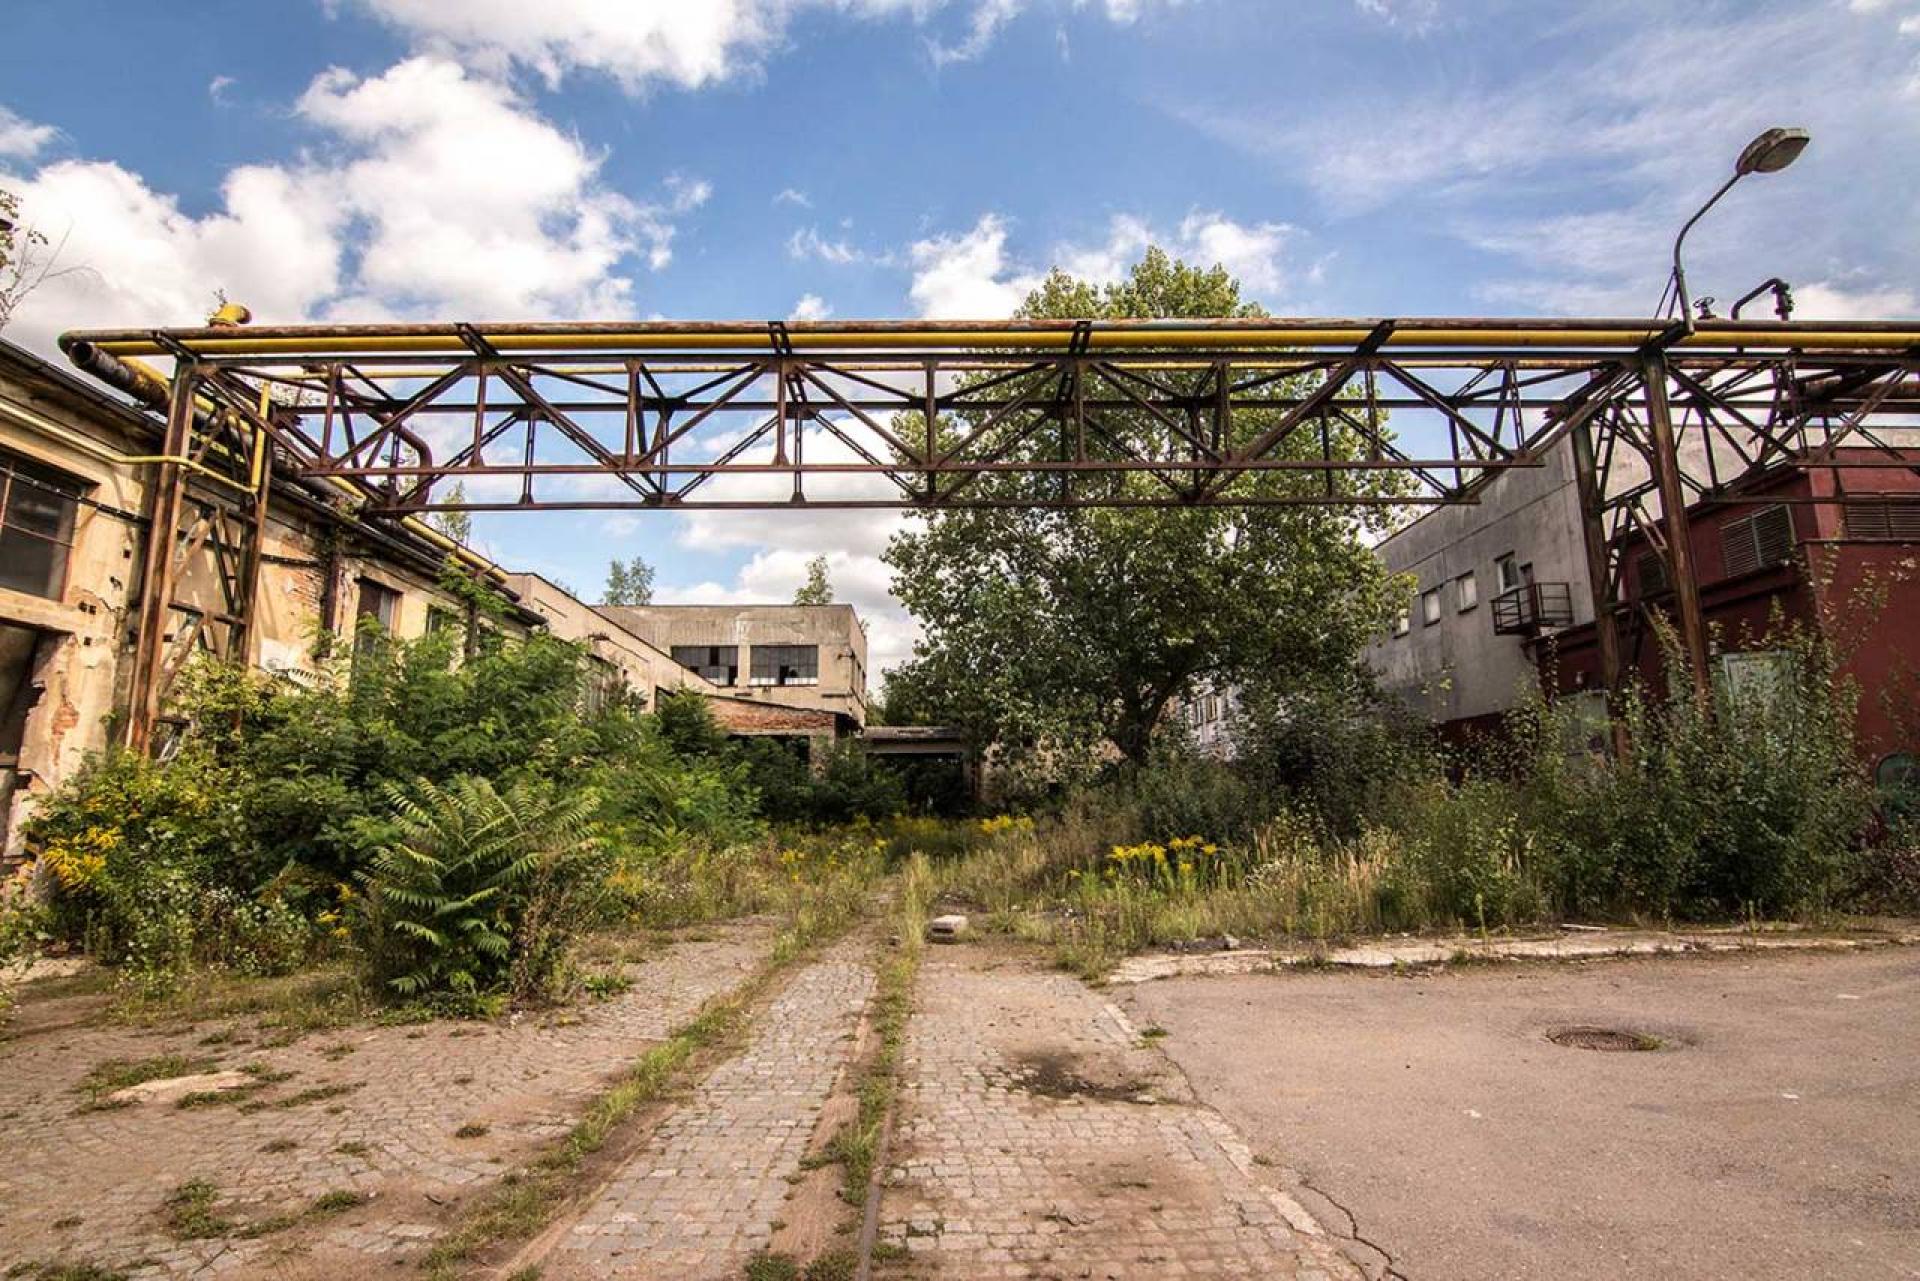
[1548,1026,1660,1052]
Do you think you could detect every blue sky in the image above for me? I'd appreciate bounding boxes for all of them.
[3,0,1917,672]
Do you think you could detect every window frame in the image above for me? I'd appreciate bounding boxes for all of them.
[1421,587,1442,626]
[670,644,740,686]
[749,643,821,687]
[1456,570,1478,612]
[0,451,84,602]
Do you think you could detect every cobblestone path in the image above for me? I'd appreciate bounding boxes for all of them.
[539,939,876,1280]
[0,923,770,1279]
[877,946,1364,1280]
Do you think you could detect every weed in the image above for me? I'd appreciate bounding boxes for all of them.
[5,1264,130,1281]
[334,1140,372,1157]
[454,1122,490,1139]
[804,1249,859,1281]
[744,1252,800,1281]
[161,1180,232,1240]
[309,1190,366,1215]
[261,1139,297,1154]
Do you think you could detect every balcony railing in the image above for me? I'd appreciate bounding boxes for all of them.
[1491,582,1574,636]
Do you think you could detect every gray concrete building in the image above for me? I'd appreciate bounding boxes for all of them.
[597,603,869,727]
[1362,436,1595,736]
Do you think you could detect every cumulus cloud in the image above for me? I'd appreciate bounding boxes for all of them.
[906,209,1304,318]
[0,57,707,355]
[0,105,57,160]
[790,292,834,320]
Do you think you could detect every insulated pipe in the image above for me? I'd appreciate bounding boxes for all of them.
[59,317,1920,359]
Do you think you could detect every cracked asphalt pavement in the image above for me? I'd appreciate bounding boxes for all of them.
[1121,945,1920,1281]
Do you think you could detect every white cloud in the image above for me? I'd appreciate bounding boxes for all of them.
[929,0,1024,66]
[1,56,706,355]
[790,292,834,320]
[907,214,1043,317]
[0,106,57,160]
[774,186,813,208]
[353,0,1189,89]
[788,226,864,264]
[907,208,1303,318]
[1791,281,1920,320]
[207,75,236,105]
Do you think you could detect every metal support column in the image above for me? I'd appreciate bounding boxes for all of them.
[1568,411,1627,750]
[1641,350,1712,703]
[125,365,197,753]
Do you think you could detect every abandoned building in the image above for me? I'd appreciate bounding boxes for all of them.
[599,603,870,730]
[1362,433,1920,778]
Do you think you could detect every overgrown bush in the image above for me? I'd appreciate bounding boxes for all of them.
[19,748,297,995]
[357,775,606,1003]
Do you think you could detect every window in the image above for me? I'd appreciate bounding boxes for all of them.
[671,644,739,686]
[1495,553,1524,595]
[750,644,820,687]
[1843,498,1920,541]
[356,579,399,630]
[1635,551,1668,598]
[1421,588,1442,626]
[354,579,400,658]
[0,452,82,600]
[1393,606,1411,637]
[1716,650,1790,711]
[1456,571,1478,612]
[1720,504,1794,577]
[426,606,462,638]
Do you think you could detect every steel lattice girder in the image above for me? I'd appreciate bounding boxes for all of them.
[59,318,1920,514]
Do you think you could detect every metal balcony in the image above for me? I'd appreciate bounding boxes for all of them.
[1491,582,1574,636]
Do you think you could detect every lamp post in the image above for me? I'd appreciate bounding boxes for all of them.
[1667,126,1810,330]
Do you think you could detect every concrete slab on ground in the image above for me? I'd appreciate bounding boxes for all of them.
[1122,946,1920,1281]
[1108,923,1920,985]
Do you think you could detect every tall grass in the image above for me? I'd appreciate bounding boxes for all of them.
[921,630,1887,977]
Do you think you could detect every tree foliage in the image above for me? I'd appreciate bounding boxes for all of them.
[793,554,834,605]
[882,248,1403,774]
[605,555,655,605]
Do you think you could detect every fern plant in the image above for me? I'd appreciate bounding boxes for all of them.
[359,775,599,999]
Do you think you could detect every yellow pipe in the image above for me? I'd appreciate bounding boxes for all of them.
[80,323,1920,358]
[63,354,510,584]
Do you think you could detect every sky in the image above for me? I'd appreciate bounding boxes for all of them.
[3,0,1917,676]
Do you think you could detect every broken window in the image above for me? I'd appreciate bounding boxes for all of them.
[750,644,820,687]
[671,644,739,685]
[354,579,401,660]
[0,451,82,601]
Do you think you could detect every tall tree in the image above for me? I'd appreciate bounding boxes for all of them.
[793,555,834,605]
[882,248,1404,773]
[604,556,655,606]
[430,481,472,546]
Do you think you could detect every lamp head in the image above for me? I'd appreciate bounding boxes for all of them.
[1735,127,1810,176]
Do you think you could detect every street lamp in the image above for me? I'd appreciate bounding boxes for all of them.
[1666,126,1810,328]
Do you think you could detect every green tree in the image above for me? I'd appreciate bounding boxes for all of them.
[604,555,655,606]
[793,555,834,605]
[882,247,1403,772]
[430,482,472,546]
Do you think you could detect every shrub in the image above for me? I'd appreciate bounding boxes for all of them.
[21,749,268,994]
[357,775,605,1002]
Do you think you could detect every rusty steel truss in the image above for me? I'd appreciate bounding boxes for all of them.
[56,316,1920,750]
